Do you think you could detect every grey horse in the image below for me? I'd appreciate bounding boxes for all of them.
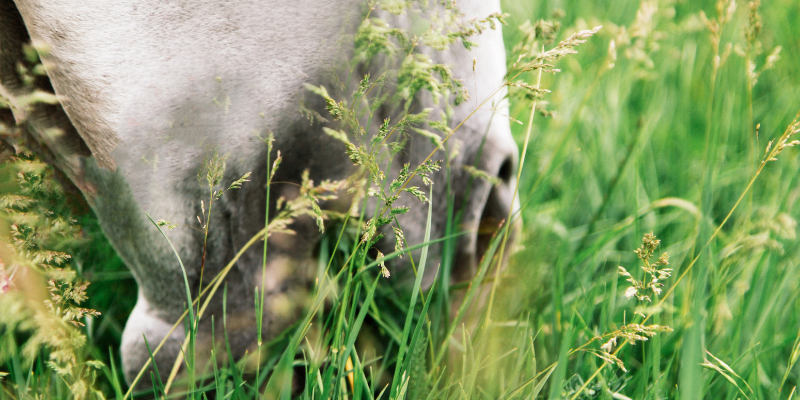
[0,0,518,385]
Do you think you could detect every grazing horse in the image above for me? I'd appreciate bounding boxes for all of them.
[0,0,518,384]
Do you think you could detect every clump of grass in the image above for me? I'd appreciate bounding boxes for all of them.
[0,44,107,399]
[499,0,800,398]
[0,165,106,400]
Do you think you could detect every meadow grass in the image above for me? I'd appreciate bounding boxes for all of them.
[499,0,800,398]
[3,0,800,399]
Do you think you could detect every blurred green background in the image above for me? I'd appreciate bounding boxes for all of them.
[497,0,800,398]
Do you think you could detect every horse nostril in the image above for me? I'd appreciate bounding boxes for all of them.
[498,157,513,183]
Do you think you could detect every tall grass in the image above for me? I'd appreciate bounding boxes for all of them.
[500,0,800,398]
[2,0,800,399]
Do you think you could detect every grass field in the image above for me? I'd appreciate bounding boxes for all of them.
[2,0,800,399]
[499,0,800,398]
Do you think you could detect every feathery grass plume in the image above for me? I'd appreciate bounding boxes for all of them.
[0,152,104,399]
[700,0,737,71]
[1,44,105,393]
[602,1,671,79]
[618,232,672,302]
[734,0,781,88]
[507,19,601,107]
[511,25,602,75]
[762,116,800,163]
[305,0,485,268]
[595,324,673,372]
[567,233,674,374]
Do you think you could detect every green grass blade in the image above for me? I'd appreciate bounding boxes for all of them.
[391,185,434,399]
